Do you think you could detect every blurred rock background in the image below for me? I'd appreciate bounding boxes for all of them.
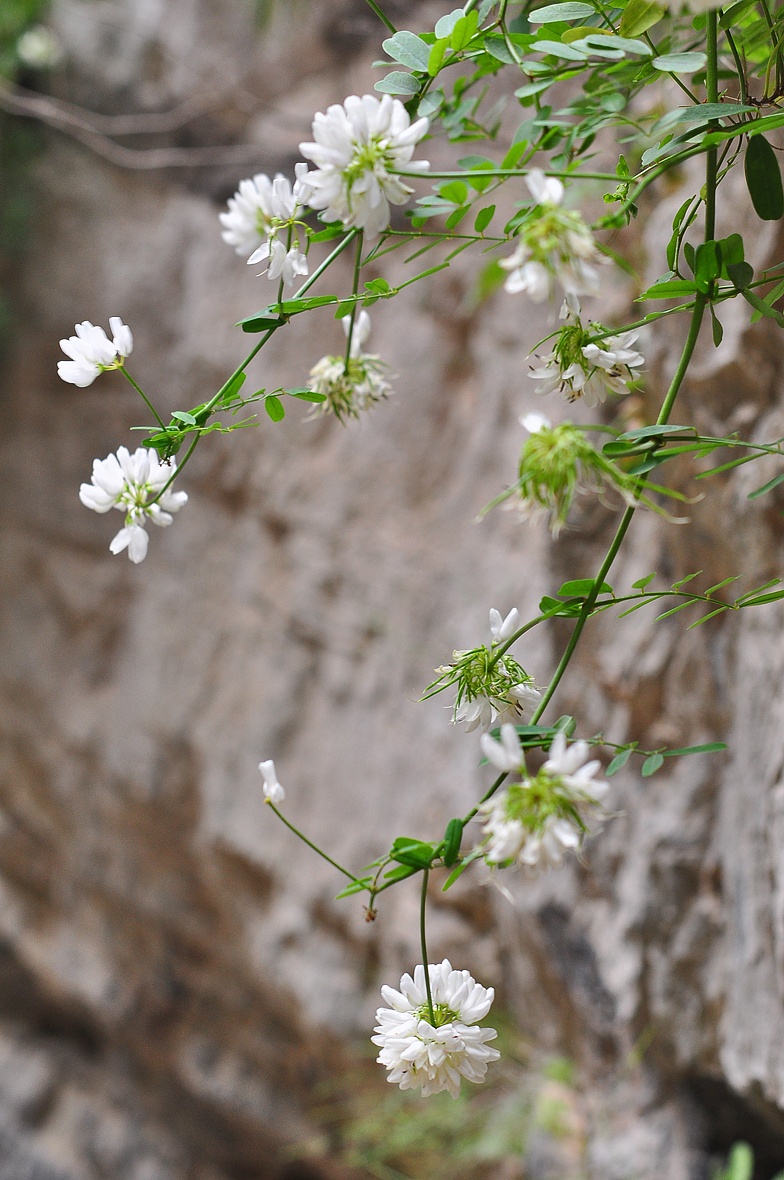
[2,1,784,1177]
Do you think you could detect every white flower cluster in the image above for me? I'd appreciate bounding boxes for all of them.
[455,608,541,733]
[501,171,604,303]
[477,727,608,872]
[299,94,429,238]
[79,446,187,563]
[372,960,500,1098]
[58,318,133,387]
[307,311,392,420]
[529,295,644,408]
[220,166,311,286]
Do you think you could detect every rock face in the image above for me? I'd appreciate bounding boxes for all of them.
[3,2,784,1178]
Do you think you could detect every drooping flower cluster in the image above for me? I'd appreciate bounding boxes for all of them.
[500,171,604,303]
[425,608,541,732]
[220,166,310,286]
[529,295,644,407]
[79,446,187,563]
[58,318,133,387]
[492,413,639,536]
[258,759,285,804]
[476,727,608,872]
[299,94,429,237]
[372,960,500,1098]
[307,311,392,420]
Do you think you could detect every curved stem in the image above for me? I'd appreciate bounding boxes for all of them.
[531,293,708,725]
[420,869,436,1023]
[121,367,166,429]
[363,0,396,34]
[344,230,364,366]
[268,803,366,885]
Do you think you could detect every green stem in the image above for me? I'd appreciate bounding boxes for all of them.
[725,26,749,104]
[462,772,508,826]
[531,293,708,725]
[420,870,436,1023]
[268,803,366,884]
[295,228,359,297]
[121,368,166,429]
[363,0,396,33]
[344,230,364,366]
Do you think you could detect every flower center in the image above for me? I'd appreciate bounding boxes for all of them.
[416,1002,458,1028]
[344,138,390,189]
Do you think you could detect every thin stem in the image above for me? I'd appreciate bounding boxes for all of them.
[420,870,436,1023]
[397,168,622,181]
[268,803,366,884]
[363,0,396,33]
[725,26,749,103]
[344,230,364,366]
[295,228,359,298]
[531,294,708,724]
[121,367,166,429]
[462,772,508,826]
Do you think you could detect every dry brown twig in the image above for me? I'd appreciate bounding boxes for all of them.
[0,81,265,169]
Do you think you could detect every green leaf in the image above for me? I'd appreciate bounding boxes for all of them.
[641,753,665,776]
[575,32,651,53]
[618,423,690,440]
[653,103,754,134]
[442,819,464,867]
[309,223,345,243]
[530,39,588,59]
[514,80,552,99]
[428,38,449,75]
[727,260,754,289]
[722,1143,754,1180]
[742,288,784,327]
[383,863,418,882]
[749,471,784,499]
[484,34,519,63]
[619,0,666,36]
[554,715,576,737]
[528,2,593,20]
[441,846,485,891]
[221,371,247,404]
[607,747,633,775]
[335,878,372,899]
[638,278,699,300]
[745,134,784,221]
[632,573,656,589]
[171,411,197,425]
[450,11,478,50]
[662,742,727,756]
[653,52,706,72]
[288,389,327,402]
[238,309,283,333]
[375,70,420,95]
[434,8,463,37]
[711,306,724,346]
[445,205,470,230]
[264,395,285,422]
[382,30,431,71]
[474,205,496,232]
[391,838,435,869]
[559,578,614,597]
[439,179,469,204]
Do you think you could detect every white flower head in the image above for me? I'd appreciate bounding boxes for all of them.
[307,311,392,420]
[528,299,644,408]
[299,94,429,238]
[476,730,608,872]
[258,759,285,804]
[79,446,187,563]
[372,959,500,1098]
[501,177,606,304]
[220,167,311,287]
[489,607,520,644]
[58,318,133,387]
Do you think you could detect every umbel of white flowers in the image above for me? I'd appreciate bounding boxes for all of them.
[219,166,311,287]
[299,94,430,237]
[308,310,392,420]
[58,318,133,387]
[501,171,604,303]
[476,727,608,871]
[529,295,644,407]
[373,960,500,1098]
[79,446,188,563]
